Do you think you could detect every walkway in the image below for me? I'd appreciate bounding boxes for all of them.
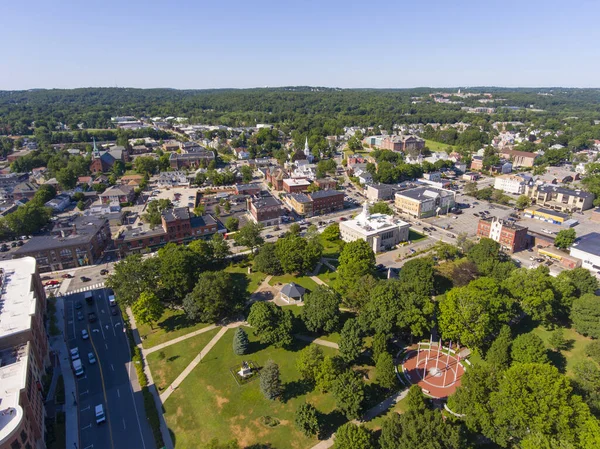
[159,322,241,403]
[294,334,339,349]
[50,296,79,449]
[143,324,218,355]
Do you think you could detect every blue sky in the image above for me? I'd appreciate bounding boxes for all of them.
[1,0,599,89]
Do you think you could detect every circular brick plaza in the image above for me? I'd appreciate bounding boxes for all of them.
[400,344,466,399]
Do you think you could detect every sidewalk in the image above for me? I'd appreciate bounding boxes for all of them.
[50,296,79,449]
[143,324,218,355]
[294,334,339,349]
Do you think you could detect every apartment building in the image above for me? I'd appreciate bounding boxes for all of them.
[247,197,283,226]
[528,184,595,213]
[494,174,526,194]
[282,178,310,194]
[499,149,539,168]
[288,194,313,217]
[365,184,394,202]
[477,217,529,253]
[394,186,456,218]
[0,257,50,449]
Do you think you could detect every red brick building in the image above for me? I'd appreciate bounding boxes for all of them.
[283,178,310,194]
[309,190,345,215]
[235,184,261,196]
[314,178,337,190]
[247,197,283,226]
[477,217,529,253]
[263,167,286,191]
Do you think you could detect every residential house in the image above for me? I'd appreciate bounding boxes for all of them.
[157,171,189,187]
[45,194,72,212]
[470,156,484,171]
[12,182,38,201]
[99,185,136,205]
[234,147,250,160]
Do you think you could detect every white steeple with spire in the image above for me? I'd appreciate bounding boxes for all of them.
[304,136,310,157]
[92,137,100,159]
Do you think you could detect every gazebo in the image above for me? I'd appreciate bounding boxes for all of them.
[280,282,306,303]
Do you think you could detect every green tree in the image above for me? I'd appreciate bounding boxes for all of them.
[369,201,393,215]
[405,384,428,413]
[134,156,159,176]
[225,217,239,231]
[516,194,531,209]
[214,205,221,217]
[5,201,52,235]
[371,332,390,363]
[334,423,374,449]
[105,254,158,307]
[307,183,320,193]
[321,223,340,241]
[343,274,378,311]
[571,294,600,338]
[76,200,85,210]
[210,233,231,263]
[557,268,599,296]
[315,355,344,393]
[301,286,341,334]
[339,318,363,363]
[247,302,293,348]
[259,360,282,400]
[585,341,600,364]
[511,333,549,365]
[398,257,436,297]
[253,243,282,275]
[240,165,253,183]
[275,233,322,274]
[131,291,164,330]
[503,266,557,324]
[34,184,56,203]
[467,237,501,268]
[554,228,576,249]
[56,167,77,190]
[232,327,249,355]
[296,344,324,382]
[376,352,397,390]
[572,360,600,417]
[234,222,264,253]
[289,223,301,235]
[157,243,200,302]
[203,439,239,449]
[336,240,375,294]
[143,199,173,227]
[486,325,512,371]
[548,328,568,351]
[438,277,514,350]
[295,402,320,437]
[332,370,365,419]
[182,271,245,323]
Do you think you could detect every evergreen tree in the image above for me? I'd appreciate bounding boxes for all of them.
[259,360,282,400]
[232,327,249,355]
[486,325,512,371]
[376,352,398,390]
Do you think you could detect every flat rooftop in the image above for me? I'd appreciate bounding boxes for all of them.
[0,258,37,339]
[341,212,409,237]
[395,186,455,201]
[571,232,600,258]
[283,178,311,187]
[0,344,28,443]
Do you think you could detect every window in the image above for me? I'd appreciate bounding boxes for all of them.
[11,439,22,449]
[20,430,28,443]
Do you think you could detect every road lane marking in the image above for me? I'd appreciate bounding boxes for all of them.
[81,405,90,411]
[110,364,114,372]
[83,445,94,449]
[105,343,109,350]
[80,390,89,396]
[81,424,92,430]
[117,389,120,398]
[78,376,87,380]
[122,418,126,430]
[88,323,115,449]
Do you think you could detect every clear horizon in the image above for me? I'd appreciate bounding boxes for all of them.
[1,0,599,90]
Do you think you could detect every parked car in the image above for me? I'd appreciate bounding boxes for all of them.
[70,347,80,361]
[80,276,91,282]
[95,404,106,424]
[16,241,23,247]
[81,329,89,340]
[88,312,97,323]
[111,307,119,316]
[88,352,97,364]
[100,269,109,275]
[77,311,84,321]
[62,273,74,278]
[44,280,60,286]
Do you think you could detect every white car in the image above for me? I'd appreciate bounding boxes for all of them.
[88,352,97,364]
[81,329,89,340]
[70,347,80,361]
[95,404,106,424]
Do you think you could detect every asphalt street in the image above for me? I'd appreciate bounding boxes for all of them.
[64,288,155,449]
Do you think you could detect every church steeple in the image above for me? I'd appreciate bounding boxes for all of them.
[92,137,100,158]
[304,136,310,157]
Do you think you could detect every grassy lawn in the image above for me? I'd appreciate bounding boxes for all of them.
[137,308,212,349]
[224,263,266,294]
[408,229,427,242]
[147,327,221,392]
[321,237,344,259]
[425,139,457,152]
[529,325,593,376]
[163,329,342,449]
[316,264,338,286]
[269,274,320,292]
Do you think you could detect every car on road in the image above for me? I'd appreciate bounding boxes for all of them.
[81,329,89,340]
[376,264,386,271]
[339,217,347,221]
[265,234,273,239]
[62,273,73,278]
[70,347,79,361]
[88,312,97,323]
[44,280,60,286]
[80,276,91,282]
[100,269,109,275]
[10,242,17,248]
[111,307,119,316]
[0,245,8,252]
[74,301,82,309]
[88,352,96,364]
[473,213,479,217]
[16,241,23,247]
[77,311,84,321]
[73,359,84,377]
[95,404,106,424]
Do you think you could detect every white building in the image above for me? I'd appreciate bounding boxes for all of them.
[340,202,410,253]
[570,232,600,272]
[494,174,526,194]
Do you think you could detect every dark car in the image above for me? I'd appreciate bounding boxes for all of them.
[16,241,23,247]
[0,245,8,252]
[100,269,109,275]
[80,276,91,282]
[77,311,84,321]
[88,312,97,323]
[111,307,119,316]
[62,273,74,278]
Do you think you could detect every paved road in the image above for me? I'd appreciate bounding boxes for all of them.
[64,288,156,449]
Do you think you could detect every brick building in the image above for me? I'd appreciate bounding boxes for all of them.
[0,257,50,449]
[99,185,136,205]
[114,208,218,256]
[477,217,529,253]
[169,149,215,169]
[282,178,310,193]
[314,178,337,190]
[288,194,313,217]
[13,216,112,272]
[247,197,283,226]
[309,190,345,215]
[234,184,262,196]
[263,167,286,191]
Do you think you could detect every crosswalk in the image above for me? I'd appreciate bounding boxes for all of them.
[66,282,105,295]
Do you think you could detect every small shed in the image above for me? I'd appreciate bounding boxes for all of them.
[280,282,306,303]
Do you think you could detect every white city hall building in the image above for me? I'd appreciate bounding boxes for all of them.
[340,202,410,253]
